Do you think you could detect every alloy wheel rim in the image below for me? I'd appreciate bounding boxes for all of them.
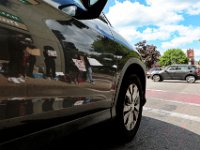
[187,76,195,83]
[123,83,140,131]
[153,75,160,82]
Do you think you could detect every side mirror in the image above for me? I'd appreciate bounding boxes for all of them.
[60,5,77,16]
[81,0,99,8]
[59,0,108,19]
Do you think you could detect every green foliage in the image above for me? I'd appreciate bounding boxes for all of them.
[198,59,200,65]
[159,49,189,66]
[92,36,128,55]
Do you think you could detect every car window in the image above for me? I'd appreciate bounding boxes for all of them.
[176,66,182,70]
[168,66,176,71]
[156,68,161,70]
[188,65,196,71]
[149,68,155,71]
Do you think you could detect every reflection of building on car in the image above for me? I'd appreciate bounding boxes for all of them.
[0,0,146,149]
[151,64,200,83]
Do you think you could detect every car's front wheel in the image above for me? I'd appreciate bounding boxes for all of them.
[186,75,196,83]
[115,75,143,142]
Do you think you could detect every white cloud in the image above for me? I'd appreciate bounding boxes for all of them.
[106,0,183,28]
[161,26,200,49]
[105,0,186,42]
[146,0,200,15]
[105,0,200,60]
[113,26,140,41]
[195,50,200,61]
[139,27,171,41]
[106,0,200,40]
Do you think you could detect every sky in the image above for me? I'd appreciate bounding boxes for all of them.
[103,0,200,61]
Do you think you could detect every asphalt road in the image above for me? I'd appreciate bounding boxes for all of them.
[46,79,200,150]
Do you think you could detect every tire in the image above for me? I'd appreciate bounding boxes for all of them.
[186,75,196,83]
[115,75,143,142]
[152,74,161,82]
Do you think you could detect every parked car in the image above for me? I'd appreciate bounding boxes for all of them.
[0,0,146,149]
[151,64,200,83]
[146,67,161,78]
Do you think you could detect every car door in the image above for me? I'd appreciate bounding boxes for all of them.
[44,14,116,105]
[173,66,186,80]
[0,0,114,143]
[163,66,176,80]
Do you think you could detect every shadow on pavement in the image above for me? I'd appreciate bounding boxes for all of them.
[45,117,200,150]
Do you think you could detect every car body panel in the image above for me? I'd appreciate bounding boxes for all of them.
[0,109,111,149]
[0,0,146,147]
[163,66,176,80]
[0,0,114,140]
[112,57,146,117]
[146,67,161,78]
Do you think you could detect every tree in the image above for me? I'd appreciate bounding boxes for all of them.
[198,59,200,65]
[135,40,160,68]
[159,49,188,66]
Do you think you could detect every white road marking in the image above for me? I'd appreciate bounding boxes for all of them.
[146,89,200,96]
[147,89,169,92]
[143,107,200,123]
[147,97,200,107]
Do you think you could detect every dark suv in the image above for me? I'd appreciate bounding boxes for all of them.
[146,67,161,78]
[151,64,200,83]
[0,0,146,149]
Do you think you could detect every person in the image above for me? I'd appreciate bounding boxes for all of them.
[7,34,27,83]
[83,55,94,84]
[71,54,81,84]
[21,44,30,78]
[24,38,38,78]
[43,46,57,79]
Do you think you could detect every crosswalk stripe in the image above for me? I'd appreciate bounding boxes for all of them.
[143,107,200,123]
[147,97,200,107]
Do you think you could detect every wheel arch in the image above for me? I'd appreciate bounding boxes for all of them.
[185,74,196,83]
[112,58,146,118]
[185,74,196,80]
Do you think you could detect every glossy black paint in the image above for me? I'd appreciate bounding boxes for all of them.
[0,0,146,148]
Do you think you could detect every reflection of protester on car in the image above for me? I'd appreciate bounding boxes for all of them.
[83,54,94,84]
[71,54,84,84]
[43,46,57,79]
[25,38,40,78]
[7,34,27,83]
